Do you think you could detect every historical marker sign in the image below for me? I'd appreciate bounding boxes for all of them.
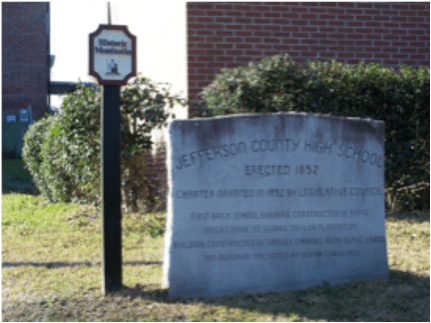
[89,24,136,86]
[89,23,136,294]
[163,112,389,298]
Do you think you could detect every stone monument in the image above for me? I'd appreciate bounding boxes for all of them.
[162,112,388,298]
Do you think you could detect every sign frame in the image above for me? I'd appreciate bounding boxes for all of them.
[89,24,137,86]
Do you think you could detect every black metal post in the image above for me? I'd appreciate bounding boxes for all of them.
[101,84,122,294]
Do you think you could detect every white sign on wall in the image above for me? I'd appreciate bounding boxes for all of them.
[89,25,137,85]
[6,115,16,123]
[20,109,29,122]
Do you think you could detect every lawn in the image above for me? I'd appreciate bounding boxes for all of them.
[2,159,430,322]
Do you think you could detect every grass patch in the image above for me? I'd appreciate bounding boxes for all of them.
[3,192,429,322]
[2,160,429,321]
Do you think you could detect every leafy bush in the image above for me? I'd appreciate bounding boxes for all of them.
[40,84,101,205]
[120,77,184,212]
[23,76,186,212]
[121,151,156,213]
[199,55,430,211]
[22,116,55,201]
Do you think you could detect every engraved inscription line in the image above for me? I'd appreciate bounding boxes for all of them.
[174,138,383,170]
[175,187,384,199]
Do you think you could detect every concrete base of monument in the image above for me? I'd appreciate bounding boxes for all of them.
[163,112,389,299]
[162,248,389,298]
[163,272,389,299]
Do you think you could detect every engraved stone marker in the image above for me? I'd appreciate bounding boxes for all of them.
[163,112,389,298]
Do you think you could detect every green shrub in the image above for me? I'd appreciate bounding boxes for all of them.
[199,55,430,211]
[121,150,156,213]
[39,84,102,206]
[23,76,186,212]
[22,116,55,201]
[120,77,184,212]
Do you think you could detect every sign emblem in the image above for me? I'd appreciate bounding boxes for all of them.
[107,59,120,75]
[89,25,137,85]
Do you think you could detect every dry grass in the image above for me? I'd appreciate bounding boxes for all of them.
[2,192,430,322]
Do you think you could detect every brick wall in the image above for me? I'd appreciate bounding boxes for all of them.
[2,2,50,123]
[146,147,168,195]
[187,1,430,102]
[146,2,430,210]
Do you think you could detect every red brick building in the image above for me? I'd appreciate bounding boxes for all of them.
[2,2,51,157]
[2,2,50,123]
[2,2,429,206]
[150,2,430,206]
[187,2,430,102]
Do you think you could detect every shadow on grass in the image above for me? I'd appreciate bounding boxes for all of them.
[114,269,429,321]
[2,184,39,196]
[2,157,39,196]
[3,263,429,321]
[386,211,430,223]
[2,261,162,268]
[2,172,40,196]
